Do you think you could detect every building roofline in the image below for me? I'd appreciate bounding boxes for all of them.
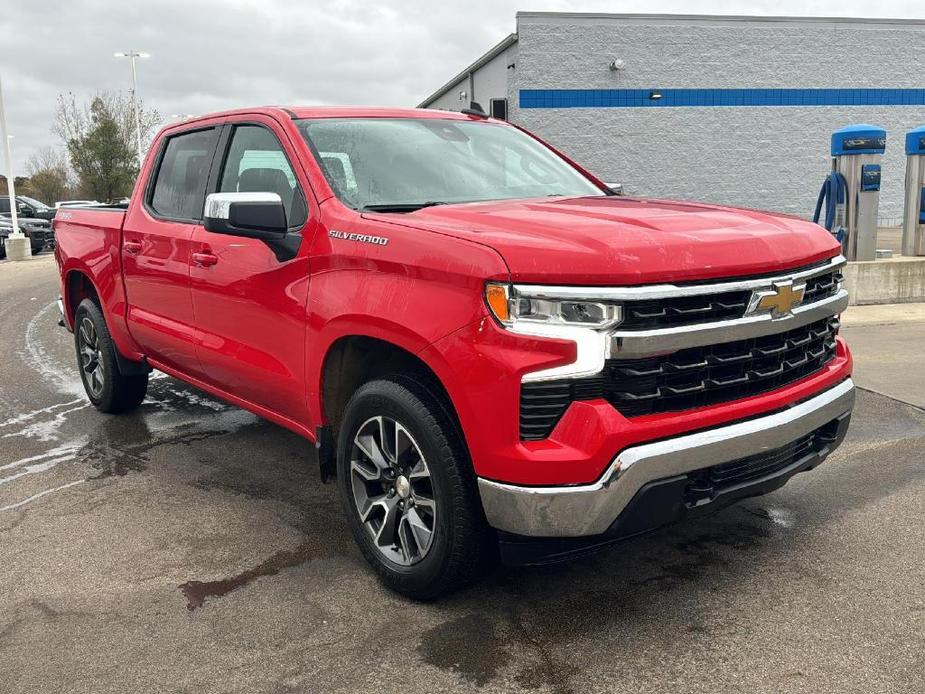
[417,33,517,108]
[515,11,925,27]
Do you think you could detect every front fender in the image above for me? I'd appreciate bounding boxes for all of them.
[304,212,511,428]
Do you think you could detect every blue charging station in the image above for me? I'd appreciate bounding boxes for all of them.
[815,124,886,261]
[902,125,925,256]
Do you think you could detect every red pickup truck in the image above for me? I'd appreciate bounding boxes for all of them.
[54,106,854,598]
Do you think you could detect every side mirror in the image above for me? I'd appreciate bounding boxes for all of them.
[605,183,624,196]
[203,192,287,239]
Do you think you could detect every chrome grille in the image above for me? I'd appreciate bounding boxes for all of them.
[803,269,844,305]
[617,265,842,331]
[516,257,846,441]
[620,290,750,329]
[520,316,839,439]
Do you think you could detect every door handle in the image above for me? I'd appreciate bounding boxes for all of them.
[124,240,143,255]
[192,251,219,267]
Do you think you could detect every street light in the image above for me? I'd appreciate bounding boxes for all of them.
[114,51,150,168]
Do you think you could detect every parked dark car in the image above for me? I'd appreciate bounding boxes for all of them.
[0,216,53,258]
[0,195,57,221]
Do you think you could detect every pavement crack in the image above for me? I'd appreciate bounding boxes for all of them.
[501,583,577,694]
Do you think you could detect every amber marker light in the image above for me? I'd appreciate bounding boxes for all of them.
[485,283,511,324]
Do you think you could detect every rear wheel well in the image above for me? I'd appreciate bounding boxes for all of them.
[65,271,99,324]
[319,336,464,481]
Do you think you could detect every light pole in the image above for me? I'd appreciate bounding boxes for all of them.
[0,72,31,261]
[114,51,150,168]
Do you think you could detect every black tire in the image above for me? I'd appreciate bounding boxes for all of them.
[336,376,487,600]
[74,298,148,413]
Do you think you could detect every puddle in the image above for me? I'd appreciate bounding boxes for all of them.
[417,614,511,687]
[179,541,318,610]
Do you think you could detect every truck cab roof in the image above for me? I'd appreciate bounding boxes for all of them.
[172,106,489,128]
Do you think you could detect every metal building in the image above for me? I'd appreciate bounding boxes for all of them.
[419,13,925,223]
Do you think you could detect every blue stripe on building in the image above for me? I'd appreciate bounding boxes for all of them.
[519,88,925,109]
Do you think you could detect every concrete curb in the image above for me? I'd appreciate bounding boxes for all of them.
[843,257,925,305]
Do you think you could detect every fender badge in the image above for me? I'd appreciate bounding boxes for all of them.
[329,229,389,246]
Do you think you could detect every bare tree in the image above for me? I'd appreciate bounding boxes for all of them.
[54,91,160,163]
[24,148,74,204]
[54,91,161,200]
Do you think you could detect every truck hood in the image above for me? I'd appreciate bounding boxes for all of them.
[373,196,840,285]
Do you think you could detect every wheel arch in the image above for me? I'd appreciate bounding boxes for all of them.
[63,268,100,328]
[316,333,467,482]
[62,265,146,368]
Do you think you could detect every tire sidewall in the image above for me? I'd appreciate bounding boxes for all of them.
[336,381,461,592]
[74,299,118,409]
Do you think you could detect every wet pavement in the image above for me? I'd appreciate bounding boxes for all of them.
[1,254,924,694]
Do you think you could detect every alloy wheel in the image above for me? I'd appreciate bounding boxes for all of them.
[349,415,437,565]
[78,316,104,397]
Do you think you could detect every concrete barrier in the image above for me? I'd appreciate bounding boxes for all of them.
[842,256,925,305]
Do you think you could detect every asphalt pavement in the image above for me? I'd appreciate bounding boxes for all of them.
[1,254,923,694]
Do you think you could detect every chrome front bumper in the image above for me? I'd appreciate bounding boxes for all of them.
[478,378,855,538]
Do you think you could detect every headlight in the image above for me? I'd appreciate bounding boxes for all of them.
[485,282,622,383]
[485,283,622,329]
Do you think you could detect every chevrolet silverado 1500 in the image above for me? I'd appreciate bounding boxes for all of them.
[54,106,854,598]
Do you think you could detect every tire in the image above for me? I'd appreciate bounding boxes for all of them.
[336,376,487,600]
[74,298,148,413]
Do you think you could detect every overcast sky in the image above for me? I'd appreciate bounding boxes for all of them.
[1,0,923,180]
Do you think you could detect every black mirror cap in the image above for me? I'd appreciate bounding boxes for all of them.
[229,199,287,234]
[204,198,288,240]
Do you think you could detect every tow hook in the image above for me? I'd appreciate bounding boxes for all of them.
[684,473,716,508]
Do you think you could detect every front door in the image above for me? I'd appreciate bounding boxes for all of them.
[122,126,220,378]
[189,119,312,424]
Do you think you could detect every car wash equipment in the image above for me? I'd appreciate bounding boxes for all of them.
[902,125,925,257]
[814,124,886,261]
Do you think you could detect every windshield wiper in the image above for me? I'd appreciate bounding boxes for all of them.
[361,201,447,213]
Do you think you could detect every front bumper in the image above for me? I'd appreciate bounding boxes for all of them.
[478,378,855,541]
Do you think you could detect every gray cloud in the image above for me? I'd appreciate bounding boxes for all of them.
[1,0,923,178]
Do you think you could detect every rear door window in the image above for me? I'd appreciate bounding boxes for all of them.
[149,128,219,221]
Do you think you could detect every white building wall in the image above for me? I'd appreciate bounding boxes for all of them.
[471,45,515,111]
[428,76,470,111]
[424,44,517,113]
[509,14,925,222]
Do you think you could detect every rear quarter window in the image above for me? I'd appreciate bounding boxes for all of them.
[149,128,218,221]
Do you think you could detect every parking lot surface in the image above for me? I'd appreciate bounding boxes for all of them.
[1,255,924,694]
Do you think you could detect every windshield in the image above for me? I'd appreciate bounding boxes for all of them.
[297,118,604,210]
[19,196,50,210]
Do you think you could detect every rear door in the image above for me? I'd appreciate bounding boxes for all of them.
[122,126,220,376]
[189,117,312,423]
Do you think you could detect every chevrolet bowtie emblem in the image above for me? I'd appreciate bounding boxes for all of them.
[751,281,805,318]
